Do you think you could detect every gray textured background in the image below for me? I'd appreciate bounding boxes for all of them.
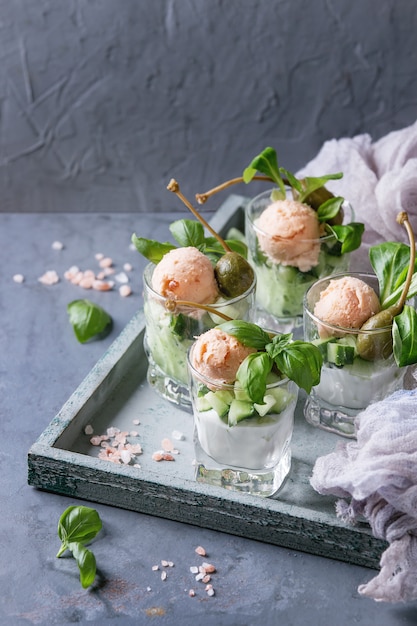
[1,0,416,213]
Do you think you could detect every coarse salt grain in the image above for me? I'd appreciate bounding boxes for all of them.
[161,571,167,581]
[13,274,24,283]
[152,565,159,571]
[162,438,173,452]
[190,566,199,574]
[99,257,113,268]
[93,279,114,291]
[84,425,94,435]
[119,285,132,297]
[123,263,133,272]
[207,587,215,597]
[202,563,216,573]
[115,272,129,284]
[132,419,140,425]
[95,253,104,260]
[38,270,59,285]
[52,241,64,250]
[172,430,185,441]
[195,546,206,556]
[188,589,196,597]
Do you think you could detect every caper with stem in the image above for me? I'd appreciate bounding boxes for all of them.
[167,178,255,298]
[356,211,416,361]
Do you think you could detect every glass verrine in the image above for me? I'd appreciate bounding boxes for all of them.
[303,272,407,437]
[245,189,353,333]
[143,262,256,408]
[187,343,297,497]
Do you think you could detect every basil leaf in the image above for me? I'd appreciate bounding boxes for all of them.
[236,352,273,404]
[298,173,343,203]
[67,300,112,344]
[393,305,417,367]
[317,196,344,222]
[202,237,248,259]
[69,542,97,589]
[131,234,175,263]
[279,167,303,194]
[265,333,293,358]
[272,341,322,393]
[169,219,205,247]
[216,320,271,349]
[326,222,364,254]
[57,505,103,550]
[243,147,286,196]
[370,242,417,308]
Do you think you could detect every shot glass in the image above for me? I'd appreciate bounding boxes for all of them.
[303,272,407,437]
[143,262,256,408]
[187,344,298,497]
[245,189,352,333]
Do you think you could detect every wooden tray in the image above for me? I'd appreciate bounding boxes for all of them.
[27,194,386,569]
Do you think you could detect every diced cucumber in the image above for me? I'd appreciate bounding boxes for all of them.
[327,342,355,366]
[268,387,293,413]
[196,395,212,412]
[205,391,230,417]
[348,356,377,378]
[312,337,336,358]
[214,389,234,406]
[233,382,251,402]
[228,399,254,425]
[254,394,276,417]
[265,370,282,385]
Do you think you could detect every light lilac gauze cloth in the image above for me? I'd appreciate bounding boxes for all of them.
[310,388,417,603]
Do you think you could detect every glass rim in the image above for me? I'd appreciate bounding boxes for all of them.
[187,343,291,390]
[143,260,256,307]
[245,187,353,245]
[303,271,392,335]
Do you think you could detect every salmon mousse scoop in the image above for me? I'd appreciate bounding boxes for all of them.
[191,328,257,386]
[152,246,219,304]
[256,199,322,272]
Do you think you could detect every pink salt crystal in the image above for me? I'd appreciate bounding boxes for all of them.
[13,274,24,283]
[119,285,132,297]
[99,257,113,268]
[38,270,59,285]
[162,438,173,451]
[93,279,114,291]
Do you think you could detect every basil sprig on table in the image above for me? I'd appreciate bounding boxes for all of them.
[369,240,417,367]
[242,146,364,255]
[56,505,103,589]
[132,218,247,264]
[67,299,112,344]
[217,320,323,400]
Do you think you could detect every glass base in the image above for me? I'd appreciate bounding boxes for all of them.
[193,435,291,497]
[254,307,303,339]
[303,395,357,438]
[147,363,192,411]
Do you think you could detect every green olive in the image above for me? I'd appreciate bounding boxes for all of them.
[214,252,255,298]
[356,308,396,361]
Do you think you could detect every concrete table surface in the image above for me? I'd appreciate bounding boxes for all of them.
[2,211,417,626]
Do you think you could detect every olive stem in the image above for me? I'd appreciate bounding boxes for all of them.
[195,175,273,205]
[395,211,416,312]
[165,298,233,321]
[167,178,232,253]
